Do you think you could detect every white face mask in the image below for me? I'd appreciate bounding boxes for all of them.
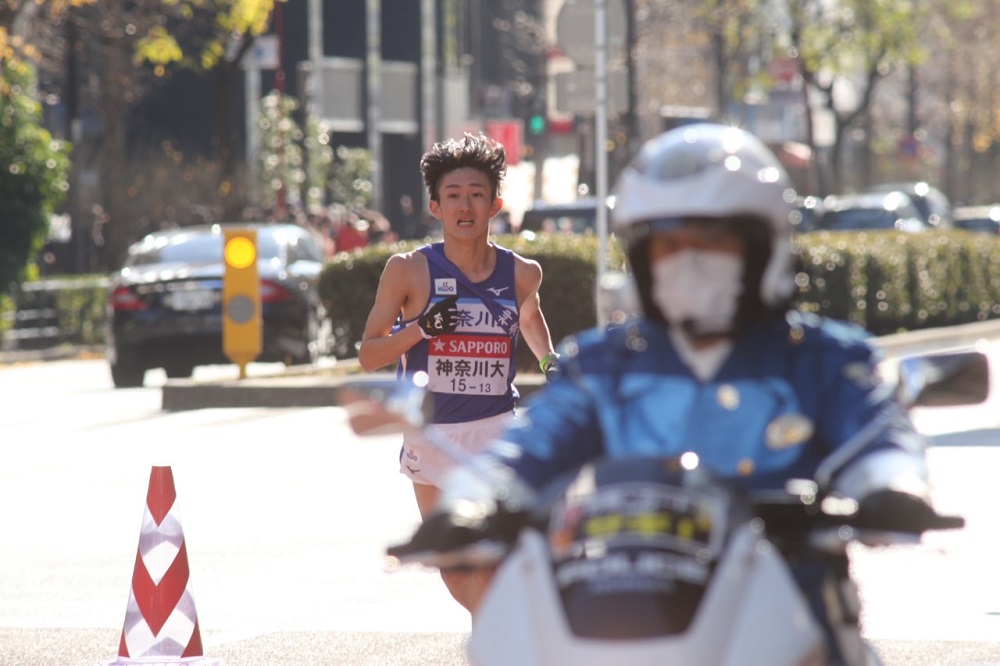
[651,250,745,335]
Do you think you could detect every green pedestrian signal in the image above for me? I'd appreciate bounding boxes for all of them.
[528,114,546,135]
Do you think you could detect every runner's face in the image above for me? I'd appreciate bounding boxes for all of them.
[429,168,503,237]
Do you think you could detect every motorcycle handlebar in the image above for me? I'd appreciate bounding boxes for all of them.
[921,512,965,530]
[753,495,965,537]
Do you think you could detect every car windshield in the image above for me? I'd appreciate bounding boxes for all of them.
[522,212,596,234]
[956,218,998,232]
[126,229,282,266]
[520,198,614,235]
[823,209,903,230]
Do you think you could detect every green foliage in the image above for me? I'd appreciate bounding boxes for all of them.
[134,0,279,72]
[318,241,403,359]
[797,230,1000,335]
[499,234,627,363]
[0,57,71,293]
[258,91,366,212]
[1,275,108,345]
[796,0,924,75]
[257,96,370,212]
[257,90,304,209]
[304,116,335,210]
[49,277,108,344]
[329,146,374,210]
[692,0,768,106]
[0,292,12,336]
[320,230,1000,365]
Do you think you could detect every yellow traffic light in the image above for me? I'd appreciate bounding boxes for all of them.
[224,235,256,269]
[222,228,262,376]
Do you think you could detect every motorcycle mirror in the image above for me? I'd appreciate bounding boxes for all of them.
[595,270,640,326]
[337,375,432,436]
[896,349,990,408]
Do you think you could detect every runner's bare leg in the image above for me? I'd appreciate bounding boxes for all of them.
[413,481,493,613]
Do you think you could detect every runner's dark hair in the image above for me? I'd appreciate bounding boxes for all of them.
[420,133,507,202]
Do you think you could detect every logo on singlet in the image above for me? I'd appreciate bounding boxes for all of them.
[434,278,458,295]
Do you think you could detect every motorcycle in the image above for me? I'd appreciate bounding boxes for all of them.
[340,348,989,666]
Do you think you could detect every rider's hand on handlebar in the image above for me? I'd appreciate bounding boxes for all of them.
[388,464,538,570]
[855,489,940,533]
[439,462,537,514]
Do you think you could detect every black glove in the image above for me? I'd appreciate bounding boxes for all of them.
[855,490,940,534]
[418,295,460,338]
[386,501,529,571]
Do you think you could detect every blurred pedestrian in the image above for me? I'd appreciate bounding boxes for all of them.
[335,212,370,252]
[365,210,399,245]
[398,194,429,240]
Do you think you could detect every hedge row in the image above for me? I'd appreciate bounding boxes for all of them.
[319,230,1000,365]
[1,276,108,348]
[797,230,1000,335]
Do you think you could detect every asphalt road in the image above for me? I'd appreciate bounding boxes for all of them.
[2,325,1000,665]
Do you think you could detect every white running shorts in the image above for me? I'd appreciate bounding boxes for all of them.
[399,411,514,486]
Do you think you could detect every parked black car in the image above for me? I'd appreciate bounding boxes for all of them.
[952,205,1000,235]
[863,181,952,229]
[792,195,824,232]
[518,197,615,236]
[106,222,333,388]
[816,191,928,233]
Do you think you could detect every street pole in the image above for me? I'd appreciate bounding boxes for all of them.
[274,1,287,220]
[244,62,261,207]
[306,0,324,210]
[64,7,87,272]
[366,0,383,213]
[595,0,609,327]
[308,0,324,122]
[421,0,437,210]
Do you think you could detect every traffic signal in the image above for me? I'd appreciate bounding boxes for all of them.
[222,228,262,376]
[528,113,547,136]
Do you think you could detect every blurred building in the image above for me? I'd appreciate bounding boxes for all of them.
[131,0,547,236]
[128,0,816,233]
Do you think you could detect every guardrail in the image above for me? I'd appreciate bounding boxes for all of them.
[1,277,110,351]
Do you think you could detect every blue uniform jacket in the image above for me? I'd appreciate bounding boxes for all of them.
[491,310,926,492]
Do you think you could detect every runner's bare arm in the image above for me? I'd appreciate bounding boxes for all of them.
[358,253,428,371]
[514,256,556,364]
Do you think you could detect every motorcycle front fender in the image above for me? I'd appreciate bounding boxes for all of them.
[469,526,827,666]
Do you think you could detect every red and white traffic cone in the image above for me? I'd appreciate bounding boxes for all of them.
[108,466,222,665]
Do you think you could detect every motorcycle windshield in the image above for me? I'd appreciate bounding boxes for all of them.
[545,458,741,639]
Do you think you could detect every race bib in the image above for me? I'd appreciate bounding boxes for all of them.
[427,333,511,395]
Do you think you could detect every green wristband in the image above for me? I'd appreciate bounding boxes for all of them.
[539,352,560,374]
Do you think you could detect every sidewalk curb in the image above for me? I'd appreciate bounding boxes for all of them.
[160,370,549,412]
[161,377,348,410]
[0,344,104,365]
[158,319,1000,412]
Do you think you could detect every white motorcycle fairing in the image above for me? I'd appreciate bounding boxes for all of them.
[469,525,826,666]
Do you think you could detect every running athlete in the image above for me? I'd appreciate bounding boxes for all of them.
[358,133,559,612]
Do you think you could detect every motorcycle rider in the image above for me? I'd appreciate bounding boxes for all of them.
[440,123,937,661]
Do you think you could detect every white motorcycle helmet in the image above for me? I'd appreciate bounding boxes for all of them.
[612,123,799,328]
